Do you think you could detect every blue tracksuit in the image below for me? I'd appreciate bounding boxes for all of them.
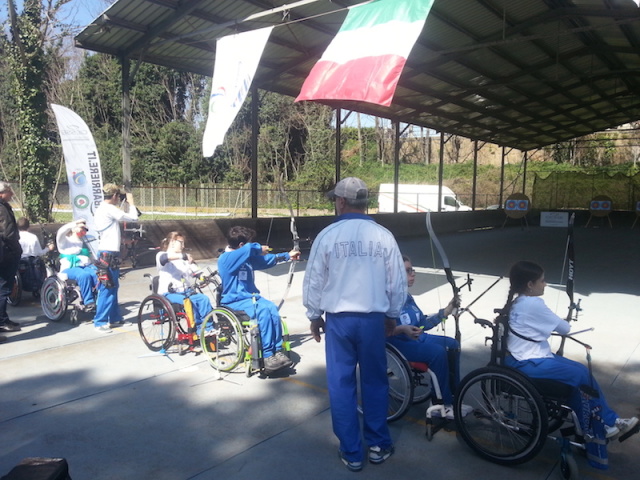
[387,294,460,404]
[217,243,289,358]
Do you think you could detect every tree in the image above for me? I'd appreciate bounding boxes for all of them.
[3,0,61,221]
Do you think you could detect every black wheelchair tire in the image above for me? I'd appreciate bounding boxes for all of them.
[8,273,22,307]
[454,366,548,466]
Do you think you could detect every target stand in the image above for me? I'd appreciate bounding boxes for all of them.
[501,193,531,229]
[585,195,613,228]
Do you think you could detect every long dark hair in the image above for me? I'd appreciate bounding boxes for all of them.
[501,261,544,316]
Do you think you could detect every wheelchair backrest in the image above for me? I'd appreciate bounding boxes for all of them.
[151,275,159,294]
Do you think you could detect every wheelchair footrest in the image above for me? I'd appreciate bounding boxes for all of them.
[618,423,640,443]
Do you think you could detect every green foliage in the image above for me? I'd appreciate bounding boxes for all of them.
[5,0,55,222]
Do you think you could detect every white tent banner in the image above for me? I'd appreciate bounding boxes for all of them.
[51,103,104,253]
[202,26,273,157]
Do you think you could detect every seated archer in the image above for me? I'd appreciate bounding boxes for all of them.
[56,219,98,312]
[155,231,213,335]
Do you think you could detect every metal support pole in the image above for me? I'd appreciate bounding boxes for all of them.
[251,84,258,218]
[438,132,445,212]
[335,108,341,184]
[393,121,400,213]
[121,56,132,191]
[472,140,478,210]
[522,150,528,195]
[499,146,506,208]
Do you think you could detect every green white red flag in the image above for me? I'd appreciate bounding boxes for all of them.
[296,0,433,107]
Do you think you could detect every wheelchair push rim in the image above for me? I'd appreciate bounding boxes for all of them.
[357,343,414,422]
[454,366,548,466]
[137,294,177,352]
[200,308,245,372]
[40,276,68,321]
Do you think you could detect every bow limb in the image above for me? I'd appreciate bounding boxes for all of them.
[426,212,461,343]
[277,179,300,311]
[557,212,580,356]
[564,212,578,322]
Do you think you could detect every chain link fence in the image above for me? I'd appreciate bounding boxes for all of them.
[11,176,638,220]
[42,184,336,219]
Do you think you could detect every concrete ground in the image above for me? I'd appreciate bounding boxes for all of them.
[1,222,638,479]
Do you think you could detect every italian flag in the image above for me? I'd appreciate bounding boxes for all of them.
[296,0,434,107]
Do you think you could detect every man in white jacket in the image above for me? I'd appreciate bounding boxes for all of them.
[303,177,407,472]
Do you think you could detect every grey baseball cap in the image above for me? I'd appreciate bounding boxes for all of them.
[326,177,369,200]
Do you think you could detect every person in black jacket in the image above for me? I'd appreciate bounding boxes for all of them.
[0,181,23,333]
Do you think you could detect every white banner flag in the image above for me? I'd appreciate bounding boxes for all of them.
[202,26,273,157]
[51,104,104,254]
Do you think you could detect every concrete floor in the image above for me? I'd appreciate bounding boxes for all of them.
[1,222,638,479]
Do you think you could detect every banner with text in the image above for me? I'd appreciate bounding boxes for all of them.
[202,26,273,157]
[51,103,104,254]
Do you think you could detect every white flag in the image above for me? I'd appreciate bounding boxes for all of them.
[202,27,273,157]
[51,104,104,255]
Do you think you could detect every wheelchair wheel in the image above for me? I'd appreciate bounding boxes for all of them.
[455,366,548,466]
[137,294,176,352]
[8,274,22,306]
[41,276,68,321]
[358,343,413,422]
[560,451,579,480]
[200,308,244,372]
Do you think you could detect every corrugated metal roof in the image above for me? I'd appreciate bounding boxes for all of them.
[75,0,640,151]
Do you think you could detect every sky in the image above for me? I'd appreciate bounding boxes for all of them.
[59,0,112,28]
[1,0,110,29]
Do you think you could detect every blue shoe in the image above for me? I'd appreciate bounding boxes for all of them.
[338,451,363,472]
[368,445,394,464]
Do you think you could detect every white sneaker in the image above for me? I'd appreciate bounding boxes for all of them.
[430,404,473,420]
[605,424,619,439]
[460,404,474,417]
[428,405,455,419]
[614,417,638,437]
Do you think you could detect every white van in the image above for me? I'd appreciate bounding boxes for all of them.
[377,183,471,213]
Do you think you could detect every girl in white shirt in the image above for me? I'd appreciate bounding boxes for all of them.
[503,261,637,469]
[155,231,212,335]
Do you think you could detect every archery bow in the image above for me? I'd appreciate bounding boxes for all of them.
[557,212,582,356]
[277,179,300,311]
[426,211,463,344]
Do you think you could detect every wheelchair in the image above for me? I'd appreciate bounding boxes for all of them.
[453,312,592,479]
[198,273,291,377]
[40,250,97,323]
[137,270,291,377]
[8,256,48,307]
[137,272,215,356]
[357,343,444,433]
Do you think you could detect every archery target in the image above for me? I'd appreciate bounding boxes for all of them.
[504,193,530,219]
[589,195,612,217]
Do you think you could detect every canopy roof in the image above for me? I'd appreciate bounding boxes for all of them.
[75,0,640,151]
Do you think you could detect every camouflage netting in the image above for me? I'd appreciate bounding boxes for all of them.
[532,172,640,211]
